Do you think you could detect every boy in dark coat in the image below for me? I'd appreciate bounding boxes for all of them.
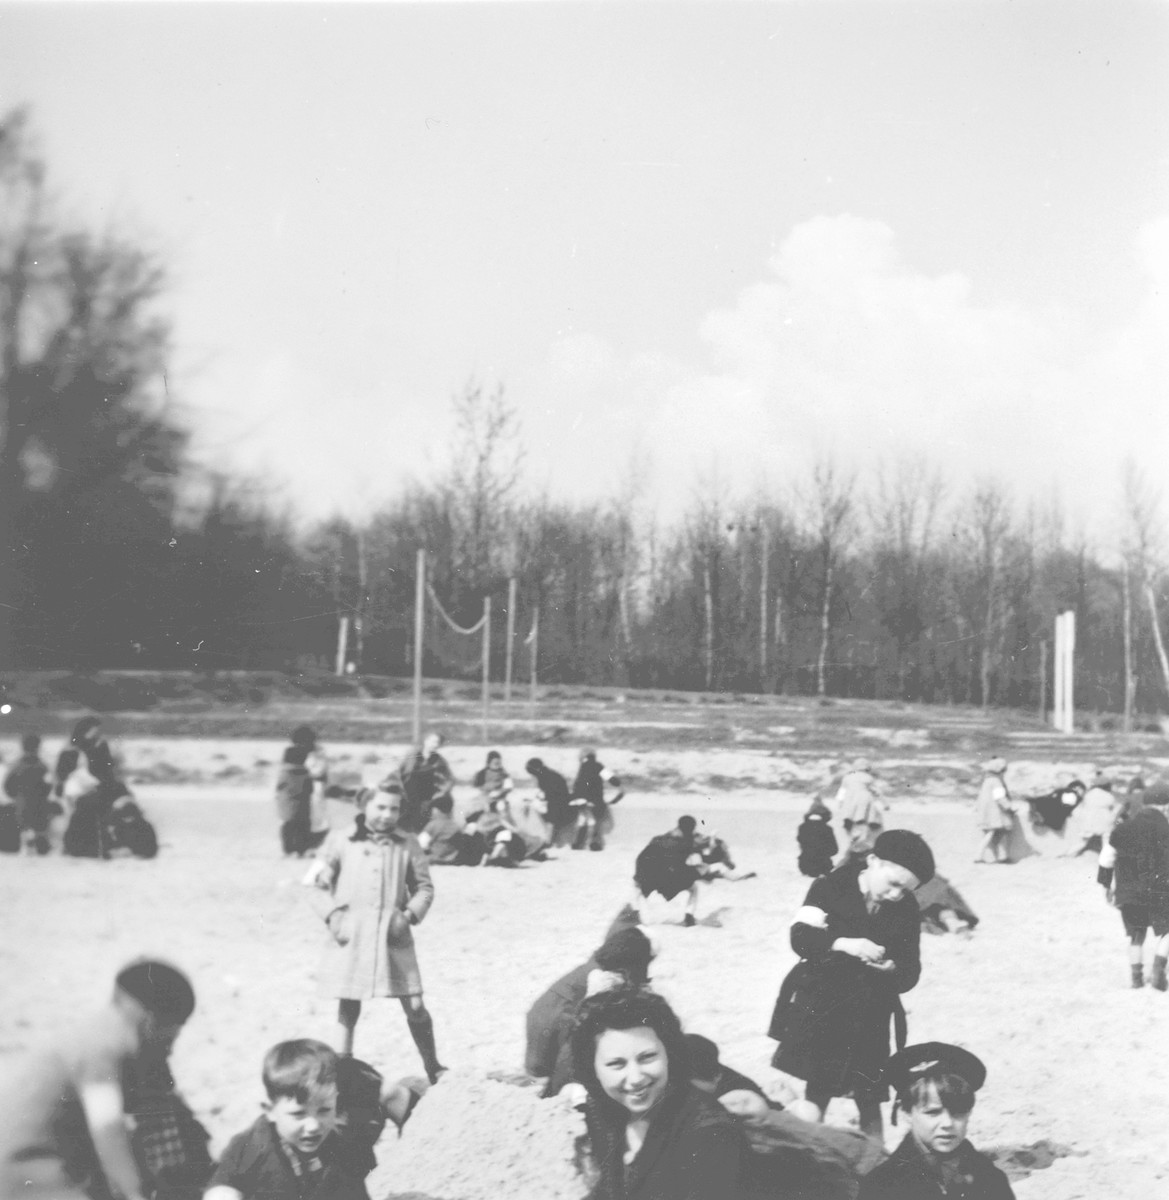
[1098,786,1169,989]
[570,748,623,851]
[525,757,574,847]
[3,733,53,854]
[858,1042,1014,1200]
[275,727,324,858]
[396,732,454,834]
[769,829,933,1139]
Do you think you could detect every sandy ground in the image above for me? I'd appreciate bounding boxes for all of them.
[2,736,1167,1198]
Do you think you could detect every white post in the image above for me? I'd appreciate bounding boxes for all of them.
[412,550,425,747]
[1063,609,1075,734]
[504,576,517,710]
[335,615,349,677]
[482,596,491,745]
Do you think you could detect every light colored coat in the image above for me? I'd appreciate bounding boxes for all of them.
[311,827,434,999]
[976,773,1013,831]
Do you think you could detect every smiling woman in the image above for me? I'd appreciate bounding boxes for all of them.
[570,987,746,1200]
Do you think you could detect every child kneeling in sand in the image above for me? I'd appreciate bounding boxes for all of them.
[205,1040,369,1200]
[857,1042,1014,1200]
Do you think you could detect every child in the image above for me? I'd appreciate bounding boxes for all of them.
[204,1040,368,1200]
[396,731,454,833]
[570,748,624,851]
[304,783,446,1083]
[1098,785,1169,989]
[797,798,839,878]
[276,727,325,858]
[419,793,485,865]
[975,758,1014,864]
[0,958,200,1200]
[471,750,513,805]
[525,757,574,847]
[857,1042,1015,1199]
[769,828,934,1139]
[835,760,885,863]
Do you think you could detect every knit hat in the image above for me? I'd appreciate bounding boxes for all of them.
[115,959,196,1024]
[872,829,935,886]
[594,927,654,974]
[884,1041,987,1096]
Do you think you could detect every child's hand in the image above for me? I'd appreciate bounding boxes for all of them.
[387,909,411,942]
[327,909,351,945]
[835,937,886,963]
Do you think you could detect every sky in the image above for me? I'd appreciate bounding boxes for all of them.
[2,1,1167,540]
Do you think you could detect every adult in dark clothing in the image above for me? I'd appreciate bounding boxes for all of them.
[395,732,454,834]
[769,829,933,1139]
[525,927,654,1097]
[571,748,624,852]
[571,986,746,1200]
[1098,787,1169,989]
[858,1042,1014,1200]
[797,800,839,878]
[633,816,710,926]
[526,757,574,847]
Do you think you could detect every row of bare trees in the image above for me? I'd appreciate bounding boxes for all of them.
[3,107,1168,718]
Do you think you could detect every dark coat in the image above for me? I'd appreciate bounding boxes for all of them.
[1105,807,1169,912]
[769,860,922,1099]
[573,760,609,813]
[208,1116,369,1200]
[634,831,702,900]
[531,763,573,832]
[398,751,454,833]
[4,754,52,833]
[796,815,838,878]
[857,1134,1014,1200]
[585,1083,745,1200]
[524,960,593,1090]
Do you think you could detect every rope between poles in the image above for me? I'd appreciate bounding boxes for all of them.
[426,582,487,636]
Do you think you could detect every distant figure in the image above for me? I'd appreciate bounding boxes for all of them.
[70,716,121,788]
[0,959,206,1200]
[914,873,978,937]
[472,750,513,806]
[797,798,839,878]
[419,793,485,866]
[3,733,52,854]
[524,926,654,1097]
[275,726,328,858]
[1098,783,1169,989]
[304,784,445,1083]
[570,748,624,851]
[858,1042,1015,1200]
[1024,775,1086,834]
[396,732,454,834]
[525,757,574,847]
[1069,770,1121,857]
[835,760,884,862]
[975,758,1014,864]
[204,1040,368,1200]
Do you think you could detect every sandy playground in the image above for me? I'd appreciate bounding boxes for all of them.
[1,733,1168,1199]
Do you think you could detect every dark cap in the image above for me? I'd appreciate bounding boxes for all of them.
[684,1034,721,1082]
[594,926,654,973]
[872,829,935,886]
[884,1041,986,1095]
[115,959,196,1023]
[290,725,317,748]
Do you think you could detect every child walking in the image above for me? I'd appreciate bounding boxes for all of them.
[276,727,327,858]
[768,828,934,1139]
[858,1042,1015,1199]
[304,783,446,1083]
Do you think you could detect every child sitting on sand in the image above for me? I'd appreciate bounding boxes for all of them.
[205,1040,368,1200]
[857,1042,1014,1199]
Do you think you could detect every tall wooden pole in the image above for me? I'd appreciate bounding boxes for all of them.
[412,549,425,746]
[482,596,492,745]
[759,522,769,692]
[530,606,539,712]
[1038,638,1047,721]
[504,576,517,710]
[1123,557,1134,734]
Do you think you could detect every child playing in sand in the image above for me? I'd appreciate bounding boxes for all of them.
[769,828,934,1139]
[304,783,446,1083]
[797,798,839,878]
[205,1040,368,1200]
[858,1042,1015,1199]
[0,959,202,1200]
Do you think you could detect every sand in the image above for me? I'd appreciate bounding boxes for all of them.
[1,734,1167,1198]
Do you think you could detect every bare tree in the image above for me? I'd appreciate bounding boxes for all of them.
[801,458,856,697]
[1121,460,1169,709]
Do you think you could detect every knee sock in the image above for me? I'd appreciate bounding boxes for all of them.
[1131,963,1145,988]
[407,1010,447,1083]
[1151,956,1168,991]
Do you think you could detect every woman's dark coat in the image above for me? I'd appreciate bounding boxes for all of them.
[857,1134,1014,1200]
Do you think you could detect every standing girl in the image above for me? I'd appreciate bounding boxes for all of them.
[768,829,934,1139]
[305,783,446,1083]
[975,759,1013,864]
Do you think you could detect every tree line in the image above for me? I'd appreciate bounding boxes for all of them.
[3,108,1167,721]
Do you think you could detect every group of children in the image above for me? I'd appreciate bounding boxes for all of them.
[1,719,158,859]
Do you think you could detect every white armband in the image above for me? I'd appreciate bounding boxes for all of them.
[793,905,829,929]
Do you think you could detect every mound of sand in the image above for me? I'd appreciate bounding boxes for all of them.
[376,1071,587,1200]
